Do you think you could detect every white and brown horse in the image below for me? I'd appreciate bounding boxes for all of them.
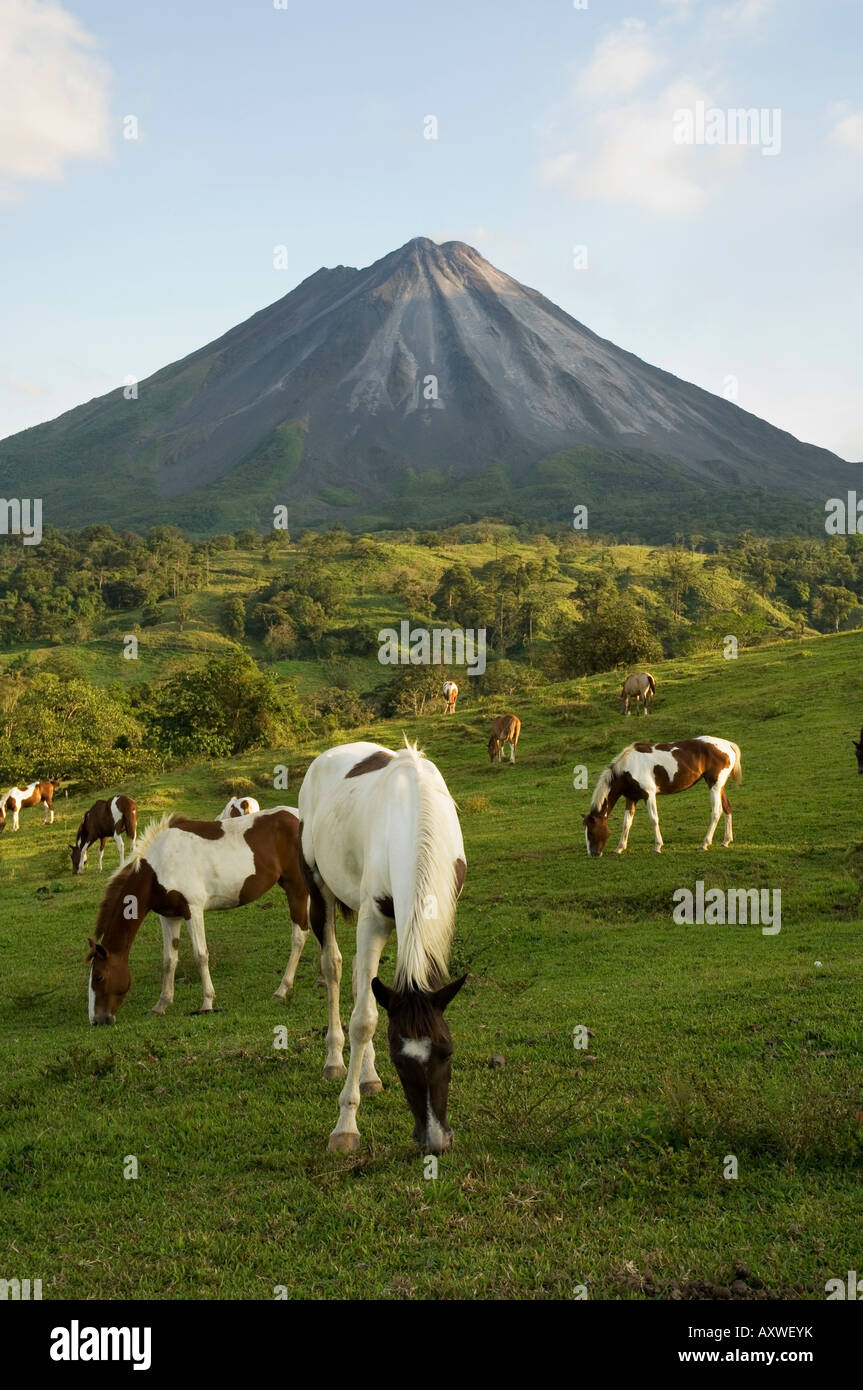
[620,672,656,716]
[488,714,521,763]
[86,807,311,1024]
[71,795,138,874]
[582,737,742,856]
[443,680,458,714]
[0,779,61,833]
[299,740,466,1154]
[218,796,261,818]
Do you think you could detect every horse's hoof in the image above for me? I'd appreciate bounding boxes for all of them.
[322,1064,347,1080]
[360,1079,383,1096]
[328,1131,360,1154]
[191,1007,220,1015]
[147,1008,166,1016]
[272,990,290,1002]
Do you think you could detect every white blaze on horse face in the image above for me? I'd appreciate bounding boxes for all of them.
[425,1095,448,1152]
[401,1036,432,1064]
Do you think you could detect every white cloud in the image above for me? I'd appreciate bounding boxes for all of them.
[708,0,776,37]
[578,20,663,103]
[0,0,111,199]
[541,79,744,217]
[829,111,863,155]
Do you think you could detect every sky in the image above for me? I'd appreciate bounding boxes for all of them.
[1,0,861,459]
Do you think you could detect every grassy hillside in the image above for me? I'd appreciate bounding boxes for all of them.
[1,630,862,1299]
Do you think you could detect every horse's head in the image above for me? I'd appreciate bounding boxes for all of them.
[86,938,131,1025]
[854,731,863,774]
[70,839,86,874]
[371,975,467,1154]
[582,809,610,857]
[487,735,498,763]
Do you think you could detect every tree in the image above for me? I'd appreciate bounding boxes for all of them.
[219,595,246,641]
[557,600,661,677]
[145,653,307,758]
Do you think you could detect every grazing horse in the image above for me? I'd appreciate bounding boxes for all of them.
[488,714,521,764]
[218,795,261,819]
[582,736,742,856]
[71,795,138,874]
[443,680,458,714]
[852,726,863,774]
[0,778,60,833]
[620,672,656,716]
[86,807,310,1024]
[298,740,466,1155]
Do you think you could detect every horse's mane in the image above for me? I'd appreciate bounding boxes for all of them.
[389,740,460,994]
[590,762,615,814]
[125,812,173,866]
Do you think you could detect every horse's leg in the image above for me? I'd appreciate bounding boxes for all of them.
[700,782,723,851]
[187,909,216,1013]
[320,888,346,1079]
[12,805,19,831]
[149,916,182,1015]
[47,799,54,824]
[509,739,516,764]
[721,785,733,847]
[98,838,107,872]
[273,882,311,1001]
[328,906,389,1153]
[616,800,636,853]
[645,793,663,852]
[353,950,383,1096]
[113,830,125,868]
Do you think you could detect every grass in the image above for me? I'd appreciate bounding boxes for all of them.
[1,631,862,1299]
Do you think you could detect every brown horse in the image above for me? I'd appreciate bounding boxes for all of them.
[443,680,459,714]
[620,672,656,715]
[71,795,138,874]
[86,807,311,1024]
[582,736,742,856]
[0,778,61,833]
[488,714,521,763]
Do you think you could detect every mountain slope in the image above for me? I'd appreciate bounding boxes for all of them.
[1,237,857,534]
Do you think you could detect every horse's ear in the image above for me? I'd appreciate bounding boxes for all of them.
[431,975,467,1012]
[86,938,107,962]
[371,977,392,1012]
[582,813,592,826]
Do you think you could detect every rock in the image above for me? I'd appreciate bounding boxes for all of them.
[489,1054,505,1069]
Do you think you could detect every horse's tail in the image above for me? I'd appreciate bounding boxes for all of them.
[392,745,460,994]
[728,741,743,783]
[646,673,656,696]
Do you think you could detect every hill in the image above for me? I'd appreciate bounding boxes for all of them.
[1,629,862,1297]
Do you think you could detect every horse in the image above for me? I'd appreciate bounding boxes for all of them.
[582,736,742,856]
[86,806,311,1024]
[0,778,61,833]
[298,740,466,1155]
[488,714,521,764]
[443,680,458,714]
[218,796,261,819]
[852,726,863,774]
[71,795,138,874]
[620,672,656,716]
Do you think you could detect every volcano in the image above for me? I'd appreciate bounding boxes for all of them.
[0,236,856,534]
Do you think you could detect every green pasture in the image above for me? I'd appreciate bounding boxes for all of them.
[1,632,862,1299]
